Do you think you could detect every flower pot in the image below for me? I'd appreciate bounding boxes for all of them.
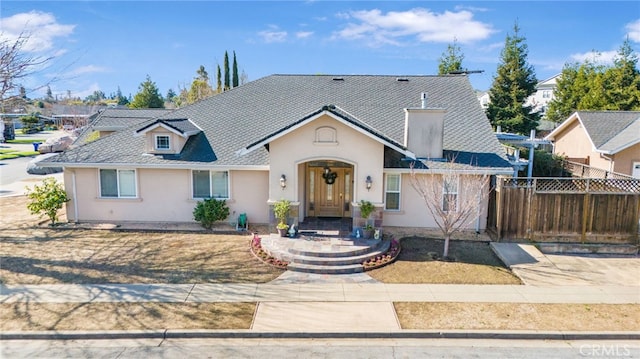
[363,228,374,239]
[277,227,289,237]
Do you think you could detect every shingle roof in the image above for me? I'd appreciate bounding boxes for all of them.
[577,111,640,149]
[45,74,510,171]
[135,118,201,136]
[75,108,173,143]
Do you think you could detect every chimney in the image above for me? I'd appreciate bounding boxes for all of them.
[404,93,446,159]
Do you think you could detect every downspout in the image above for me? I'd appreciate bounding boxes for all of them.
[601,153,614,173]
[72,170,79,223]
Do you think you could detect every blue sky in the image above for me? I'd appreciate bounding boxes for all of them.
[2,1,639,100]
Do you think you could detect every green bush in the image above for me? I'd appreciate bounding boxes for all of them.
[25,178,70,225]
[518,148,569,177]
[193,198,230,229]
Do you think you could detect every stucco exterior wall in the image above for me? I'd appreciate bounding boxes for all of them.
[382,173,489,230]
[552,119,611,171]
[64,167,269,224]
[143,128,188,154]
[269,114,385,207]
[612,142,640,176]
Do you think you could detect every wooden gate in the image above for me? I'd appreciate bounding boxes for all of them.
[490,177,640,243]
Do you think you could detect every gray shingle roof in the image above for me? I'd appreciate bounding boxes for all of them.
[46,74,510,171]
[75,108,173,143]
[136,118,201,135]
[577,111,640,150]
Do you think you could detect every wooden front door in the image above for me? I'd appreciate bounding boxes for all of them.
[307,165,352,218]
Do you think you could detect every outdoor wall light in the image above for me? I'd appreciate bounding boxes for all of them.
[366,176,372,191]
[280,174,287,189]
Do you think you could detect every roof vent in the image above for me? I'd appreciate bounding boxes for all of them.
[332,77,344,81]
[396,77,409,82]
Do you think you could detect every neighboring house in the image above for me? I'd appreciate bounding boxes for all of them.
[524,74,560,117]
[478,74,560,119]
[544,111,640,178]
[75,108,173,144]
[40,74,512,230]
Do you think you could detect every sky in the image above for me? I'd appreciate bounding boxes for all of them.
[1,1,639,101]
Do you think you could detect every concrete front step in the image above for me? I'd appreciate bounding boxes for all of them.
[286,263,364,274]
[260,234,391,274]
[290,240,391,266]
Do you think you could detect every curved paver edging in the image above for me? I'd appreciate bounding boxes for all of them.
[250,234,289,269]
[362,239,401,271]
[2,329,639,341]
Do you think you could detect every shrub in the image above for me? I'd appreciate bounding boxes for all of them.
[359,200,375,219]
[193,198,230,229]
[273,199,290,229]
[25,177,69,225]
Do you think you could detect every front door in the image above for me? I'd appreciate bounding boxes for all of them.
[307,164,352,217]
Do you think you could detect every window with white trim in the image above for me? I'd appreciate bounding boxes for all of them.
[192,170,229,199]
[384,173,401,210]
[155,135,170,150]
[442,176,458,212]
[99,169,137,198]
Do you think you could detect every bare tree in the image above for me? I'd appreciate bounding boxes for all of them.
[0,32,54,111]
[409,162,491,259]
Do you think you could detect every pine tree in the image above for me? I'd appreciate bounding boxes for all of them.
[223,51,230,91]
[604,38,640,110]
[129,75,164,108]
[232,51,239,88]
[437,39,464,75]
[486,23,539,134]
[546,39,640,122]
[216,65,222,93]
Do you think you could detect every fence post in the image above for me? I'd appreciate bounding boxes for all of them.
[581,179,590,243]
[497,177,503,241]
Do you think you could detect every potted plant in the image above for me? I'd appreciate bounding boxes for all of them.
[273,199,291,237]
[359,200,375,238]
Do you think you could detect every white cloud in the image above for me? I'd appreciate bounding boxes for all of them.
[66,65,108,77]
[258,26,288,43]
[570,50,617,65]
[0,11,75,52]
[296,31,314,39]
[625,19,640,42]
[333,8,495,47]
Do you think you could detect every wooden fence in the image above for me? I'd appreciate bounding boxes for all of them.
[488,176,640,243]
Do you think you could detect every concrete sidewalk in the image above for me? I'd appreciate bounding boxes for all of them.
[2,283,638,304]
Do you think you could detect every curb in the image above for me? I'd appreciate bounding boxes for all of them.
[2,330,640,341]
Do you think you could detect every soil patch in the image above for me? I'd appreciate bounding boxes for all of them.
[0,196,283,284]
[395,302,640,331]
[368,237,521,284]
[0,302,255,331]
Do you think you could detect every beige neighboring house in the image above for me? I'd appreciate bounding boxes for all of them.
[544,111,640,178]
[39,74,512,230]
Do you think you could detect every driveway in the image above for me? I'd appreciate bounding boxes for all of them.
[491,243,640,286]
[0,130,66,197]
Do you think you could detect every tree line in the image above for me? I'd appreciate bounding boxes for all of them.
[437,24,640,135]
[129,50,245,109]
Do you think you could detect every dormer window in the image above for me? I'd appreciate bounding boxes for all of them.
[155,135,170,150]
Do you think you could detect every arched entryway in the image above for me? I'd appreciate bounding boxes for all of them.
[305,160,354,218]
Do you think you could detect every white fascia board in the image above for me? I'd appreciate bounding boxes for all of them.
[236,110,415,159]
[134,123,189,139]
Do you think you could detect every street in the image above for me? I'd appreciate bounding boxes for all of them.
[2,338,638,358]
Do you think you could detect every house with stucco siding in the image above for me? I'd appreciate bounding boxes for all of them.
[40,74,513,231]
[544,111,640,178]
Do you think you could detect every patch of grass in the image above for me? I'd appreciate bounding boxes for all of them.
[395,302,640,331]
[0,149,39,160]
[0,302,255,331]
[6,138,45,144]
[0,196,284,285]
[367,237,521,284]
